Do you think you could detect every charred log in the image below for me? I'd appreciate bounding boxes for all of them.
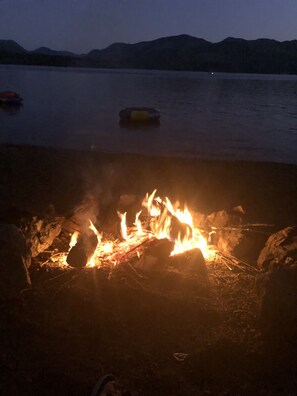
[170,216,192,241]
[134,238,174,274]
[168,248,206,275]
[144,238,174,259]
[67,231,98,268]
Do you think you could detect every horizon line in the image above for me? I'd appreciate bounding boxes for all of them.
[1,33,297,55]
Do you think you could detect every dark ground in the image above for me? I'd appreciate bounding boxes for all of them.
[0,144,296,395]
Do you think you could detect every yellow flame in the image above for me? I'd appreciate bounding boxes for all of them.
[69,231,79,249]
[117,211,128,240]
[143,189,161,217]
[89,220,102,243]
[134,210,143,235]
[56,189,216,269]
[142,190,216,260]
[86,221,100,267]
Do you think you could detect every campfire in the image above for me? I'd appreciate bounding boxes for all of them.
[44,189,261,274]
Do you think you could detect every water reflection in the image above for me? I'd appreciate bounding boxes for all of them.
[119,119,160,130]
[0,103,23,115]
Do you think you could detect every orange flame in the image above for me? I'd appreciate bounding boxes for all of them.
[69,231,79,249]
[117,211,128,240]
[134,210,143,236]
[58,189,216,268]
[142,190,215,260]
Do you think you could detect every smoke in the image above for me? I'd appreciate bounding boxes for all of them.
[70,158,126,232]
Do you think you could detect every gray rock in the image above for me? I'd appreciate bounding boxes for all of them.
[28,216,62,258]
[257,226,297,271]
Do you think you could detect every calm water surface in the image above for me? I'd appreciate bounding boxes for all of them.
[1,65,297,164]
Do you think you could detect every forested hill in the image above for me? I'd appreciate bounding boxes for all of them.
[1,35,297,74]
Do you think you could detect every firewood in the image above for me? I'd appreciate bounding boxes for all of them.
[169,216,192,241]
[133,239,174,274]
[168,248,206,275]
[67,231,98,268]
[144,238,174,259]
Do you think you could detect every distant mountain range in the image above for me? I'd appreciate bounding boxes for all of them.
[1,35,297,74]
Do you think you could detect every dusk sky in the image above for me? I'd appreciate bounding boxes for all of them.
[0,0,297,53]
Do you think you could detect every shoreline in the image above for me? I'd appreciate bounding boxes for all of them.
[2,63,297,79]
[1,143,296,226]
[2,142,297,165]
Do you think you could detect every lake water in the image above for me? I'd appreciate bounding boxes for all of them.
[1,65,297,164]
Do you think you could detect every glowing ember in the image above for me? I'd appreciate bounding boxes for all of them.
[52,190,217,268]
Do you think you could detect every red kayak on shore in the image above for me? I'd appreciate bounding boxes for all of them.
[0,91,23,104]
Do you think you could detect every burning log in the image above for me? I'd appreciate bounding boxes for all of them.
[133,239,206,277]
[47,189,218,271]
[157,249,208,293]
[168,248,206,275]
[134,238,174,274]
[67,230,98,268]
[144,238,175,259]
[169,215,192,241]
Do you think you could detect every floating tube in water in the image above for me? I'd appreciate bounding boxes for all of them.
[119,107,160,123]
